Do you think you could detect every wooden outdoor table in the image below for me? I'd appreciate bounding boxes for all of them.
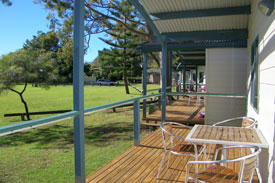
[185,124,269,182]
[185,125,269,148]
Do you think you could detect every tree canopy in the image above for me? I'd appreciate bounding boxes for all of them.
[1,0,12,6]
[97,0,145,93]
[0,31,62,120]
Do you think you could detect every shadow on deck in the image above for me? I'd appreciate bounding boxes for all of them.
[142,97,205,126]
[86,128,259,182]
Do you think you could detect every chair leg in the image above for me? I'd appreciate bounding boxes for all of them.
[208,144,213,159]
[195,155,199,173]
[203,146,207,161]
[255,167,262,183]
[157,151,167,179]
[166,152,172,169]
[196,96,200,106]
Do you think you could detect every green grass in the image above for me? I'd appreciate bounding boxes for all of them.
[0,84,159,126]
[0,84,158,183]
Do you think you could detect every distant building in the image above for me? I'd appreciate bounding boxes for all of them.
[147,69,160,84]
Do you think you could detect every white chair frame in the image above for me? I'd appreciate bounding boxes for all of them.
[213,116,258,128]
[210,116,261,182]
[185,145,261,183]
[157,122,206,179]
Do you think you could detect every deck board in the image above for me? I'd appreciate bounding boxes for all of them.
[143,98,204,125]
[86,128,259,183]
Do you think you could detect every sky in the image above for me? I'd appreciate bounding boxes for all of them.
[0,0,109,62]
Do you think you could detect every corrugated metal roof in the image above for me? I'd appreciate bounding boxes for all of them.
[141,0,250,13]
[154,15,248,33]
[139,0,251,36]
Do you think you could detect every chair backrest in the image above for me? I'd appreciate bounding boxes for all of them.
[214,145,261,182]
[160,122,190,151]
[242,151,258,180]
[213,117,258,128]
[160,122,174,151]
[241,117,257,128]
[240,146,260,182]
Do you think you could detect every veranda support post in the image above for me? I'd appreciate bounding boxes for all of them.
[168,51,173,103]
[142,53,148,118]
[134,99,140,145]
[73,0,85,183]
[161,41,167,122]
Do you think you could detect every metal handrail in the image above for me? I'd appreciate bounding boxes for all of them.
[0,110,79,135]
[166,92,246,98]
[0,93,162,136]
[84,93,161,114]
[0,92,246,137]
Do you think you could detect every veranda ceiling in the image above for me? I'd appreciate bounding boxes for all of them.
[136,0,251,43]
[141,0,250,13]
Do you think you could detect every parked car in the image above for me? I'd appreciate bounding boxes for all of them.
[96,79,117,86]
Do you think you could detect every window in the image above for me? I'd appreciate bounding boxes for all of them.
[199,72,204,83]
[250,37,259,110]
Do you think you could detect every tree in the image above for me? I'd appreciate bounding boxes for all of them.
[1,0,12,6]
[98,0,144,94]
[35,0,161,66]
[0,32,59,120]
[56,38,74,82]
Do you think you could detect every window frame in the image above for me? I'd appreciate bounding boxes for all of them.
[250,37,259,111]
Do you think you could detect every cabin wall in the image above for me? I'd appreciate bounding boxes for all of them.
[205,48,248,124]
[247,0,275,182]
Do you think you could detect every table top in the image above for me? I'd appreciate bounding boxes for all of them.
[185,125,269,148]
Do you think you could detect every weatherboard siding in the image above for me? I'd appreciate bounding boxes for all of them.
[246,0,275,182]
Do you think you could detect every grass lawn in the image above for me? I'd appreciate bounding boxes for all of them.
[0,84,158,183]
[0,84,159,126]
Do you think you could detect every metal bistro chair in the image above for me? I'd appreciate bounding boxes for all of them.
[210,117,261,182]
[157,122,206,179]
[209,117,258,159]
[185,145,261,183]
[213,116,258,128]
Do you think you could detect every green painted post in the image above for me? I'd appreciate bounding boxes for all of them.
[161,41,167,122]
[176,71,179,99]
[134,99,140,145]
[183,66,186,93]
[73,0,85,183]
[142,53,148,118]
[168,51,173,103]
[196,65,198,92]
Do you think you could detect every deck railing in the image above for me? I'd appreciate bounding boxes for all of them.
[0,92,246,137]
[0,93,161,142]
[0,91,247,183]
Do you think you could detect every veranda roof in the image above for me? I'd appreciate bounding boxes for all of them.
[131,0,251,43]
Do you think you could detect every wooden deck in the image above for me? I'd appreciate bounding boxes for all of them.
[143,97,205,125]
[86,127,259,183]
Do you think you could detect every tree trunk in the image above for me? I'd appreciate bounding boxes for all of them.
[123,15,130,95]
[19,92,30,120]
[123,67,130,94]
[149,53,160,67]
[9,83,30,120]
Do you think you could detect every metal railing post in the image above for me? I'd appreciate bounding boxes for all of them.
[73,0,85,182]
[158,89,161,108]
[161,41,167,122]
[134,99,140,146]
[142,53,148,118]
[176,72,179,99]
